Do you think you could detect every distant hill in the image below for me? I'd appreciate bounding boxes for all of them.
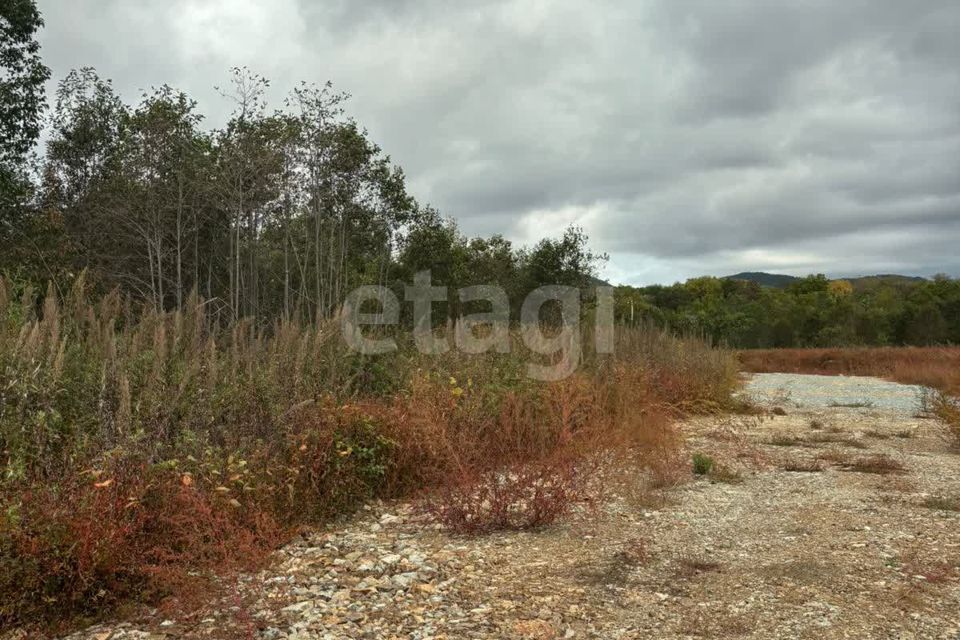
[724,272,800,288]
[845,274,928,291]
[724,272,928,289]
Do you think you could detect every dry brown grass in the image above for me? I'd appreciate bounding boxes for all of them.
[841,454,907,475]
[739,347,960,395]
[779,457,826,473]
[806,432,870,449]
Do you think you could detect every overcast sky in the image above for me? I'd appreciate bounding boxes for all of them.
[37,0,960,285]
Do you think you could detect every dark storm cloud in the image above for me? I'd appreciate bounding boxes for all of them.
[36,0,960,284]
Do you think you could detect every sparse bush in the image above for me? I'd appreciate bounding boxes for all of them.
[780,457,826,473]
[842,454,907,475]
[806,432,869,449]
[766,434,802,447]
[692,453,714,476]
[578,536,650,586]
[424,456,593,535]
[817,448,855,466]
[829,400,875,409]
[933,392,960,450]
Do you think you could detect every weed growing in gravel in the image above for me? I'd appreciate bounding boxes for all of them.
[707,464,744,484]
[692,453,715,476]
[770,386,792,407]
[620,478,674,511]
[766,434,803,447]
[829,400,875,409]
[578,536,651,586]
[806,433,870,449]
[842,454,906,475]
[780,457,826,473]
[933,392,960,451]
[816,448,855,466]
[891,549,960,611]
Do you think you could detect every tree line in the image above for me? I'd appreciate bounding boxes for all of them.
[3,1,955,344]
[615,274,960,348]
[0,2,604,324]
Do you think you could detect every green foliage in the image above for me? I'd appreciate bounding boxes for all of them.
[616,274,960,348]
[0,0,50,170]
[692,453,714,476]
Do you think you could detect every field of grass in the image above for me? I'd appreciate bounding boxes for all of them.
[0,278,739,631]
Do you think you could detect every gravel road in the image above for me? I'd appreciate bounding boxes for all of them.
[29,373,960,640]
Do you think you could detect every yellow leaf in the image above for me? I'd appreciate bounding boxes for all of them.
[215,486,230,493]
[181,474,193,487]
[229,498,241,508]
[94,479,114,489]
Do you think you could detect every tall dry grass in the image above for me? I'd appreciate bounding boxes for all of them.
[0,276,738,629]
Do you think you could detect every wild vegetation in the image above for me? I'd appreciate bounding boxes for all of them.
[0,277,738,628]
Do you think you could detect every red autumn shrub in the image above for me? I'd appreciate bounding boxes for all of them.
[424,455,596,534]
[0,456,279,628]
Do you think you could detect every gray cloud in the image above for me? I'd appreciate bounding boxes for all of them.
[37,0,960,283]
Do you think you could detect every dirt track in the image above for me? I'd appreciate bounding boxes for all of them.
[52,374,960,639]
